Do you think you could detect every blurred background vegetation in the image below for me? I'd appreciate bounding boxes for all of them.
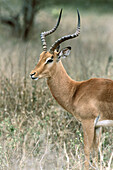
[0,0,113,169]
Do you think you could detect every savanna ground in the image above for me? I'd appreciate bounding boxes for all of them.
[0,1,113,169]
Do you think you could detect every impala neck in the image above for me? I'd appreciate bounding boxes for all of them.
[47,61,78,113]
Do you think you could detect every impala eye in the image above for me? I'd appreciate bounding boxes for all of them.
[45,57,53,64]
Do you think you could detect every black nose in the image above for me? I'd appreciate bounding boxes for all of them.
[30,72,36,77]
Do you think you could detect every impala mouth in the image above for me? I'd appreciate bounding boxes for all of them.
[30,75,39,80]
[32,77,39,80]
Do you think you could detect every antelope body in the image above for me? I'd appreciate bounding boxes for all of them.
[30,9,113,169]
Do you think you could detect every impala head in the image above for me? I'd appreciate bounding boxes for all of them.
[30,9,80,80]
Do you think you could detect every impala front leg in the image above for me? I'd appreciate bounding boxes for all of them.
[93,127,102,165]
[82,120,95,170]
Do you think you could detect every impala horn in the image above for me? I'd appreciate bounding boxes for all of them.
[49,9,80,54]
[40,9,63,52]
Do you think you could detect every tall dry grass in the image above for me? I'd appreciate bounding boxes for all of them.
[0,8,113,170]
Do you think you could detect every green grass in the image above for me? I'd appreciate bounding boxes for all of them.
[45,0,113,15]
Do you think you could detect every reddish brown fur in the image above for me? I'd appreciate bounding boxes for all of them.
[30,51,113,169]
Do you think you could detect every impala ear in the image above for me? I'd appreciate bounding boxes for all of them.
[57,46,71,61]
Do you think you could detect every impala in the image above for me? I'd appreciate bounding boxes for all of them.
[30,9,113,169]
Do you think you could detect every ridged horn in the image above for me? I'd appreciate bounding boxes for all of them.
[49,9,80,53]
[40,9,63,52]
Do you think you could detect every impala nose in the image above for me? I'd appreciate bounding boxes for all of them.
[30,72,36,79]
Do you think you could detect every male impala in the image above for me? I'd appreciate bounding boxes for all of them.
[30,9,113,169]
